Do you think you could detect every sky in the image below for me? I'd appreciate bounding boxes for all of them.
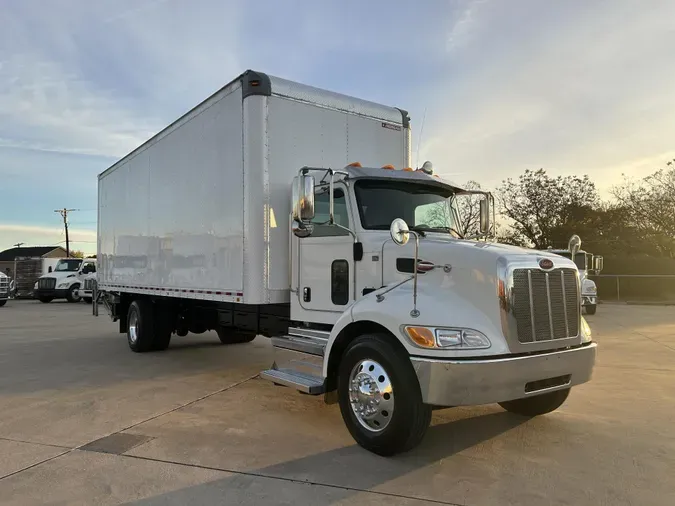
[1,0,674,254]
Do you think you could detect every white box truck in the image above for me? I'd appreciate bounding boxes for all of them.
[95,70,596,456]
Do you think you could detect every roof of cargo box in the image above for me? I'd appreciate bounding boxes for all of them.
[99,70,409,179]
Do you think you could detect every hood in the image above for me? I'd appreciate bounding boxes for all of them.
[40,271,78,281]
[382,234,576,286]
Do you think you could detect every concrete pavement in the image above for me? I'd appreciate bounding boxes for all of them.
[0,300,673,505]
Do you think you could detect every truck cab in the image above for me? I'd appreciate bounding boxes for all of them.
[261,164,596,455]
[75,259,97,303]
[33,258,83,303]
[547,247,603,314]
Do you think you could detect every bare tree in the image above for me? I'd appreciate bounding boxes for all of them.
[497,169,599,249]
[612,161,675,255]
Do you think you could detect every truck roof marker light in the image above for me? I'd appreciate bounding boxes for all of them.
[405,326,435,348]
[382,164,395,170]
[402,167,413,171]
[347,162,362,168]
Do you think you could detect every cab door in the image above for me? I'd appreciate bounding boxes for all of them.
[296,184,354,321]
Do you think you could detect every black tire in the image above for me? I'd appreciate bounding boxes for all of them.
[337,333,432,456]
[66,284,81,303]
[83,297,93,304]
[0,300,6,307]
[39,297,53,303]
[499,388,570,417]
[127,300,155,353]
[585,304,597,315]
[151,305,173,351]
[216,328,256,344]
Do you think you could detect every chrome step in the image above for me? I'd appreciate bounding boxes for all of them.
[272,335,326,356]
[288,327,331,340]
[260,367,325,395]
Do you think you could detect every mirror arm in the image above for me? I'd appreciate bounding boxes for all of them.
[410,230,420,318]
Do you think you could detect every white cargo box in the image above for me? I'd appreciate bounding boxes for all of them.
[98,70,411,305]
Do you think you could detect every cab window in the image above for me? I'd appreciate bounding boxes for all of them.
[309,187,350,236]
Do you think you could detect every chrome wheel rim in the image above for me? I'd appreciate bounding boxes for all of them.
[128,311,138,344]
[348,359,394,432]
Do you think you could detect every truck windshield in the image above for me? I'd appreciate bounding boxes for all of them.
[354,180,460,236]
[54,259,82,272]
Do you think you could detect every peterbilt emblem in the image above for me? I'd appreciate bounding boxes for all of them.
[539,258,554,270]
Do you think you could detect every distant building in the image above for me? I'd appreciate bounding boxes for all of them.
[0,246,68,278]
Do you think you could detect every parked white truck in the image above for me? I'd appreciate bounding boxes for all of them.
[547,244,603,315]
[34,257,84,303]
[94,70,596,456]
[0,271,9,307]
[75,258,97,304]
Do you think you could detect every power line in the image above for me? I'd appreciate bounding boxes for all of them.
[54,208,80,257]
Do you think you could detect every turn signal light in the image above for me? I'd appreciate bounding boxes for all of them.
[405,326,435,348]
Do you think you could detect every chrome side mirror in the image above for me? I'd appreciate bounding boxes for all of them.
[568,235,581,257]
[390,218,410,246]
[593,255,604,273]
[479,198,490,235]
[293,174,315,222]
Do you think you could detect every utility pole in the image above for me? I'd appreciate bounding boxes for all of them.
[54,208,78,257]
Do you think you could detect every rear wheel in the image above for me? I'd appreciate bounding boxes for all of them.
[127,300,155,352]
[585,304,597,315]
[39,297,53,303]
[0,300,6,307]
[83,297,93,304]
[337,333,432,456]
[499,388,570,416]
[217,328,256,344]
[66,285,81,303]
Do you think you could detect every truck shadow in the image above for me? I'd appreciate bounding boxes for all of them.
[132,411,527,505]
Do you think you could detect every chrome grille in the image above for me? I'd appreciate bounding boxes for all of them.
[0,277,8,294]
[512,268,579,343]
[84,278,96,290]
[38,278,56,290]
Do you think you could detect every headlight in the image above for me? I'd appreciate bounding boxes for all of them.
[34,282,38,289]
[587,285,597,293]
[404,326,491,349]
[580,316,592,343]
[57,282,70,288]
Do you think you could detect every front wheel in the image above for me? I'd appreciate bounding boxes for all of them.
[337,334,432,456]
[66,285,81,303]
[39,297,53,303]
[585,304,597,315]
[0,300,6,307]
[499,388,570,417]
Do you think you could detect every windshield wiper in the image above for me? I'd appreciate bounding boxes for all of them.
[423,226,464,239]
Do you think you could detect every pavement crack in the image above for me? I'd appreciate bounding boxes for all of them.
[120,453,466,506]
[0,436,71,450]
[0,450,71,482]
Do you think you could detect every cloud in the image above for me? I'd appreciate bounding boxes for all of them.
[415,0,675,194]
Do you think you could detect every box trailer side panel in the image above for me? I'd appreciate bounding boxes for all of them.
[98,83,245,299]
[245,75,411,301]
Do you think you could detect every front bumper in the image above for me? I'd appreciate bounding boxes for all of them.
[76,289,92,298]
[582,295,597,306]
[34,288,69,299]
[412,343,597,407]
